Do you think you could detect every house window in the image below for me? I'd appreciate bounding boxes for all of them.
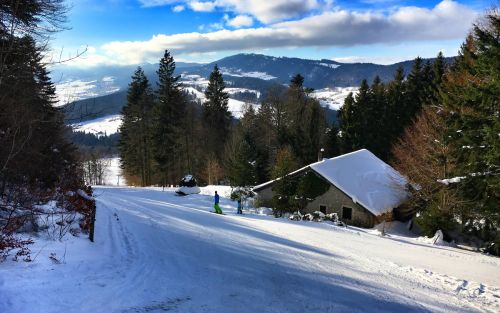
[342,206,353,220]
[319,205,327,214]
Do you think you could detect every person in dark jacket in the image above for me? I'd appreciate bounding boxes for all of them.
[237,198,242,214]
[214,191,223,214]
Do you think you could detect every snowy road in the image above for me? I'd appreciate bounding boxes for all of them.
[1,186,499,312]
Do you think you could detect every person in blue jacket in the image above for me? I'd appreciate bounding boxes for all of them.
[237,198,242,214]
[214,191,223,214]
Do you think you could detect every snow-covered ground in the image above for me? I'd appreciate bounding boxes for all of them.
[184,85,258,118]
[55,77,120,106]
[220,67,277,80]
[71,114,122,136]
[311,87,359,110]
[1,187,499,313]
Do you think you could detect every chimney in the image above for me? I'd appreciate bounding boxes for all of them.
[318,148,324,162]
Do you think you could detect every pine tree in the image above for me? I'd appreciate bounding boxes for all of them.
[386,66,406,148]
[392,11,500,254]
[404,57,426,121]
[203,64,232,160]
[323,125,341,158]
[285,74,327,165]
[152,50,187,186]
[440,13,500,252]
[1,29,78,191]
[338,80,369,153]
[226,132,257,188]
[429,51,446,104]
[119,67,154,186]
[271,147,298,217]
[365,76,387,158]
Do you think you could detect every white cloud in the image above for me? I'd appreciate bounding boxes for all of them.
[140,0,319,23]
[188,1,216,12]
[225,14,253,28]
[172,5,185,12]
[214,0,319,23]
[67,1,477,67]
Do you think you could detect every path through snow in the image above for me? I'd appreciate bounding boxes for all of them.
[0,187,499,313]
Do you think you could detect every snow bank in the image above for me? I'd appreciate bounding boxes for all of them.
[416,230,452,246]
[199,185,233,198]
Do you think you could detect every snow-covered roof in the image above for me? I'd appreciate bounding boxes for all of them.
[253,149,408,216]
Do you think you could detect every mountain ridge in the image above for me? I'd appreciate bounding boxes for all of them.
[61,53,455,124]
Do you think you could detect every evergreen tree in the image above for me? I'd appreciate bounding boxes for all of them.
[440,13,500,252]
[338,80,369,153]
[119,67,154,186]
[429,51,446,104]
[285,74,327,165]
[271,147,298,217]
[252,100,278,183]
[393,11,500,254]
[152,50,187,186]
[337,92,357,153]
[385,66,406,150]
[323,125,341,158]
[226,133,258,189]
[366,76,387,158]
[203,64,232,160]
[1,1,80,193]
[404,57,427,121]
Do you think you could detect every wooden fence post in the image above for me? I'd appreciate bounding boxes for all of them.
[89,203,96,242]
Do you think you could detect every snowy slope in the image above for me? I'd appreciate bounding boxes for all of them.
[1,187,498,313]
[55,77,121,106]
[220,67,277,80]
[311,87,359,111]
[72,114,122,136]
[71,82,255,135]
[183,77,258,118]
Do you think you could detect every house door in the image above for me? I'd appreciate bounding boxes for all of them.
[342,206,352,220]
[319,205,327,214]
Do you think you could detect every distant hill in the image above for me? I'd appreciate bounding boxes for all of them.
[64,90,127,123]
[59,53,455,124]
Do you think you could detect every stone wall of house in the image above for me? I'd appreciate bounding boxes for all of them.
[255,184,376,228]
[255,186,274,204]
[304,186,375,228]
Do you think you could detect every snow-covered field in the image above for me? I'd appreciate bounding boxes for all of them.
[1,187,499,313]
[55,77,120,106]
[72,114,122,136]
[184,84,258,118]
[220,67,277,80]
[311,87,359,110]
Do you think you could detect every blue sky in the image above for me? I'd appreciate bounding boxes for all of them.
[54,0,491,66]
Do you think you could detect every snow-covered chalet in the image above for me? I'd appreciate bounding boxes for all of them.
[253,149,409,228]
